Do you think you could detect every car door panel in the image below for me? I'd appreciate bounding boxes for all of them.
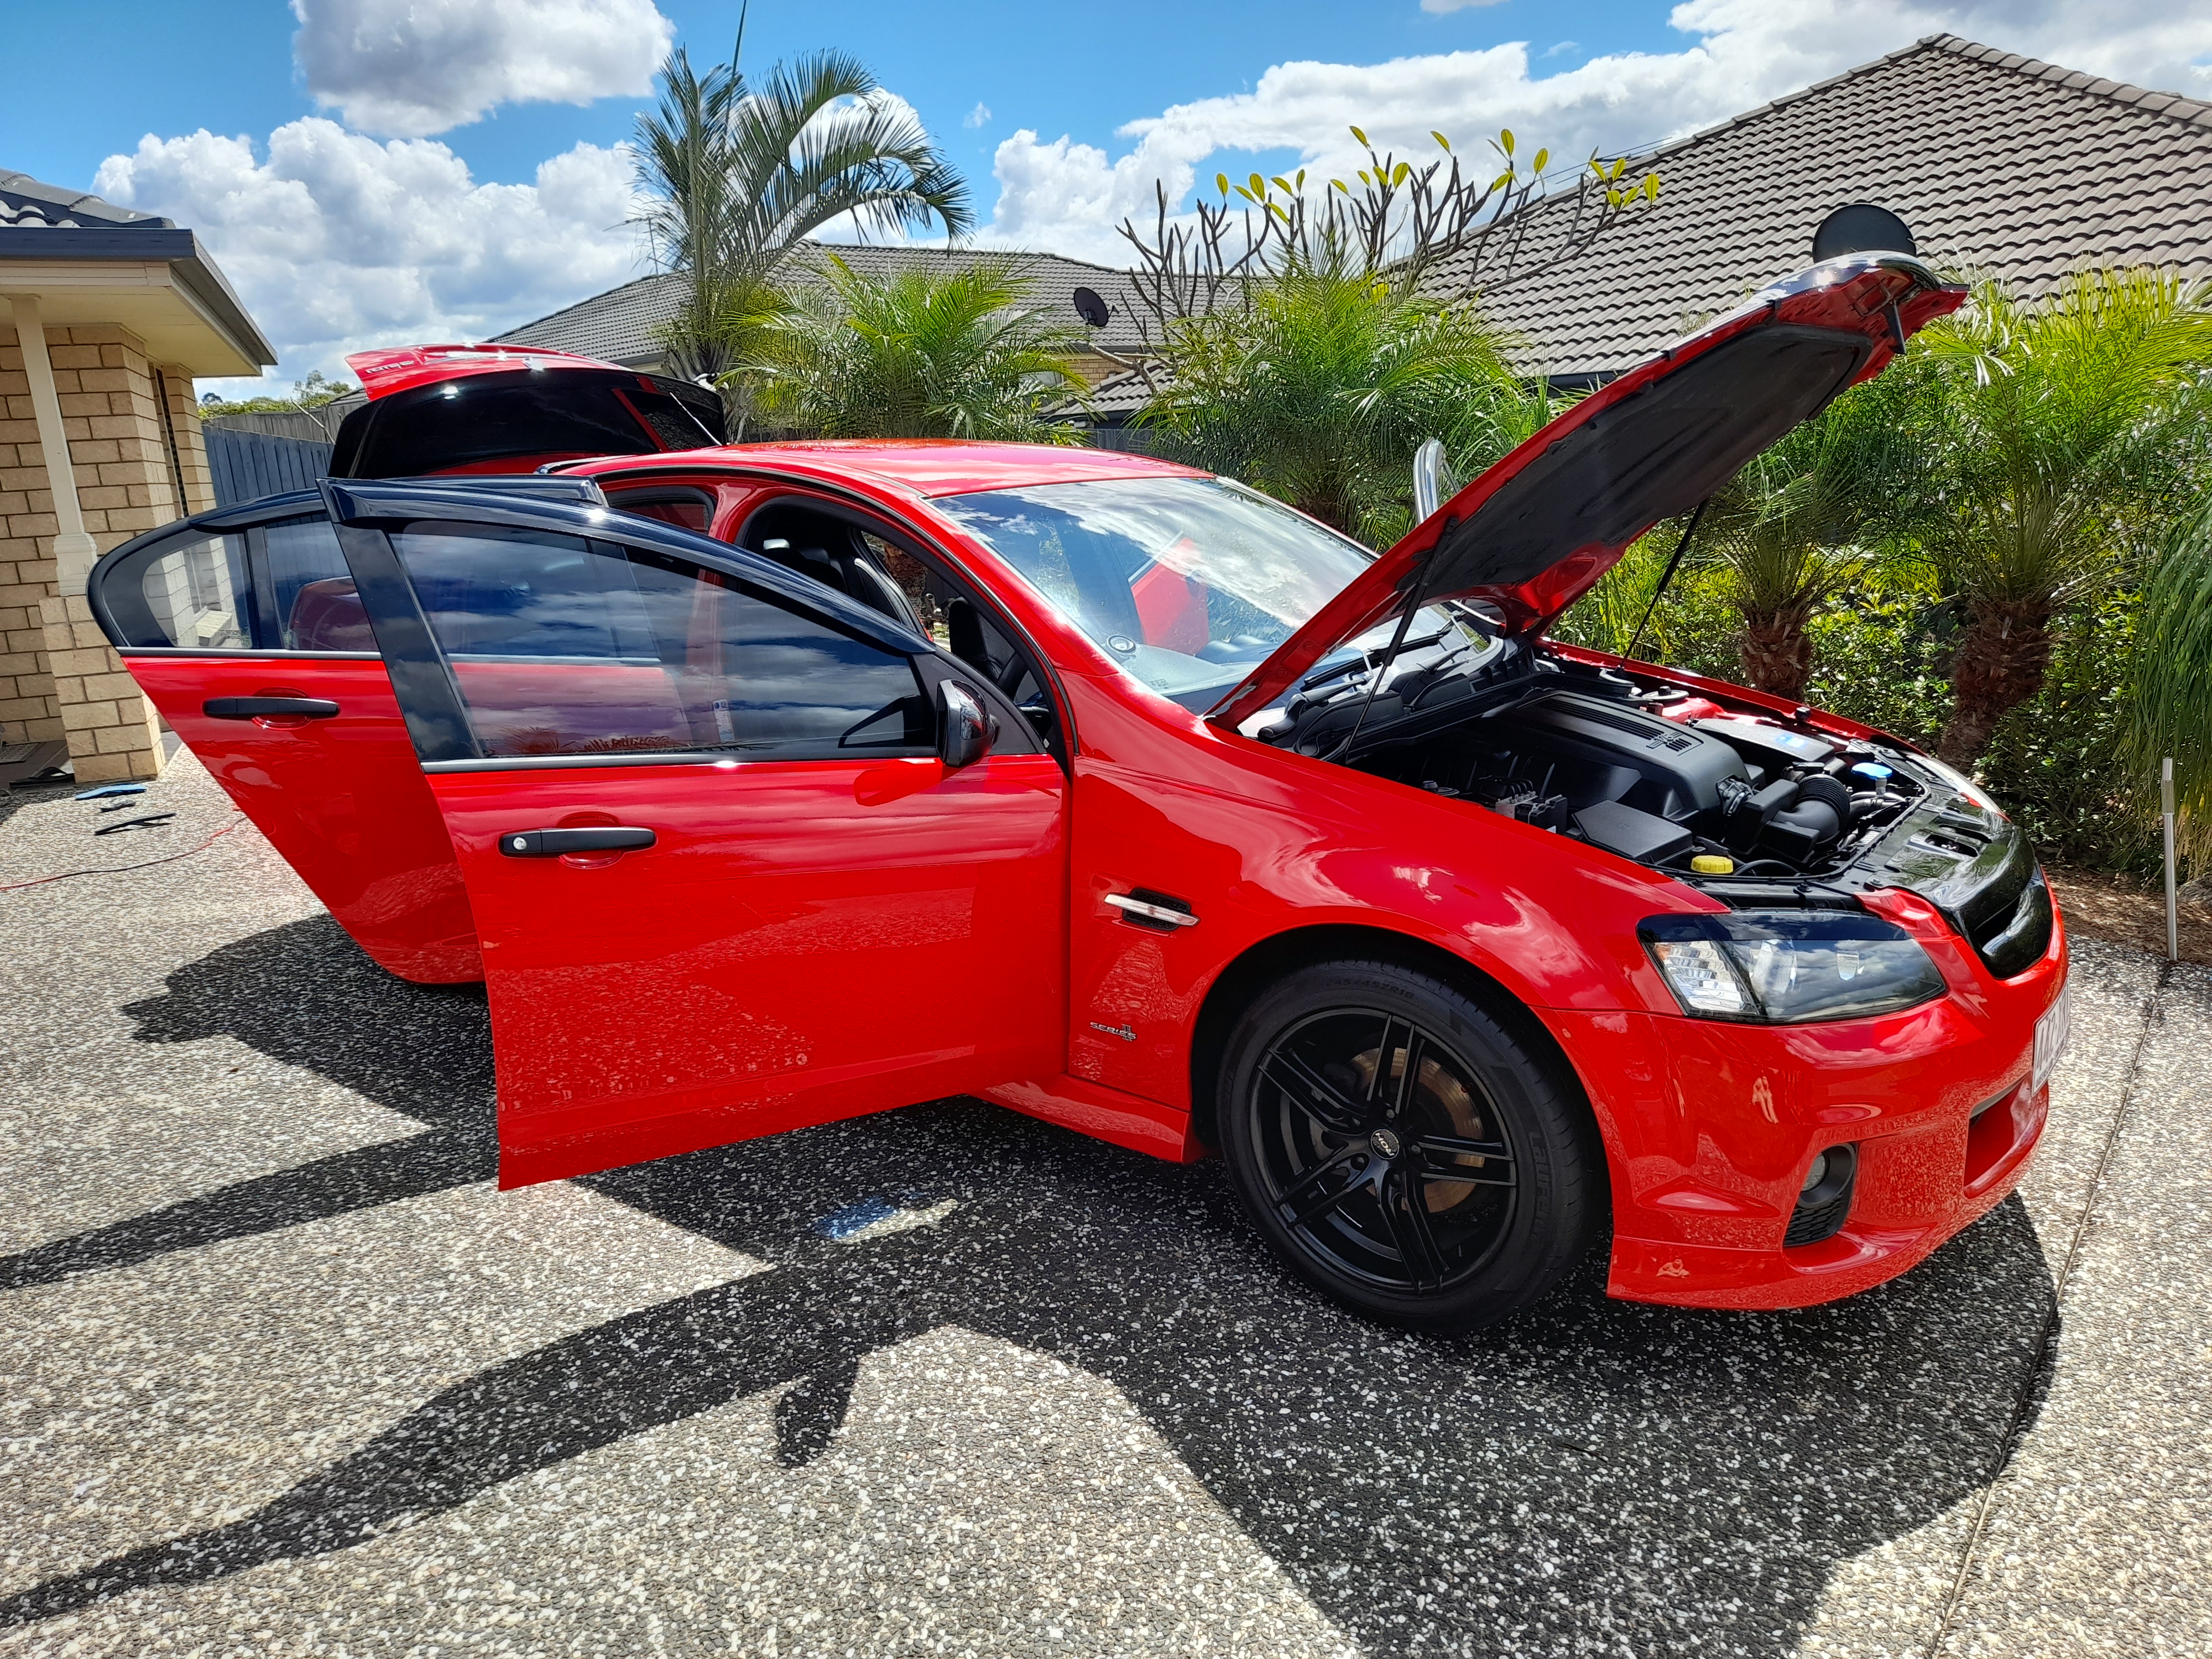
[92,508,483,984]
[126,654,482,983]
[429,752,1065,1186]
[329,495,1071,1187]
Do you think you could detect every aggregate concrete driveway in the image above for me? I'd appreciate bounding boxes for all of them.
[2,755,2205,1658]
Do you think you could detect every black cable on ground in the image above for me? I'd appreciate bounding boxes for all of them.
[0,816,247,893]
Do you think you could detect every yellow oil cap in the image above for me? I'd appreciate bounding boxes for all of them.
[1691,854,1736,874]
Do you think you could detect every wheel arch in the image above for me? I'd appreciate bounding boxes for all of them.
[1185,922,1600,1157]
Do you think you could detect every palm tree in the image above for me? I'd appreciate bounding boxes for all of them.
[630,33,972,383]
[753,256,1090,441]
[2129,486,2212,873]
[1135,258,1524,546]
[1916,267,2212,763]
[1703,366,1936,700]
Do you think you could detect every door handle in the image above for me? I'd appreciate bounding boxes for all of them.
[499,827,658,858]
[204,696,341,720]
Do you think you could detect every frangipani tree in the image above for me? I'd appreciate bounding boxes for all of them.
[1125,127,1647,544]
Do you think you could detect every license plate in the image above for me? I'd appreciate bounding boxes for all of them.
[2032,977,2072,1095]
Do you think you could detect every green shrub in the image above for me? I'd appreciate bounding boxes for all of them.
[1978,591,2161,878]
[1560,563,2158,874]
[1802,578,1953,747]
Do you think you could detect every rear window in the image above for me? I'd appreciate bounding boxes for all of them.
[334,373,724,478]
[133,530,253,650]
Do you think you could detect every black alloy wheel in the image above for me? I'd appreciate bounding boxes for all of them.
[1217,959,1605,1331]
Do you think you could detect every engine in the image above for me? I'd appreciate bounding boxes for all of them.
[1355,686,1927,878]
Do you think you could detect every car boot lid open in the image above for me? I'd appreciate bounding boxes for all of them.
[1209,253,1965,731]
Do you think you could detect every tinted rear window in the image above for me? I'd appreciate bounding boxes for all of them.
[335,373,723,477]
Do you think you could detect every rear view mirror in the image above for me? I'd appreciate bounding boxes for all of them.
[937,679,994,769]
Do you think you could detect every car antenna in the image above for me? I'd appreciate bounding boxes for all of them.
[1324,523,1449,763]
[1621,495,1712,667]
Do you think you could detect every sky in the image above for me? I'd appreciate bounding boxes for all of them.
[9,0,2211,394]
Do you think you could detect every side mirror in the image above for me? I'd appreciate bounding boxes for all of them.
[937,679,994,769]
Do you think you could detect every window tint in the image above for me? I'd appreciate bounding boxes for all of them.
[137,531,251,649]
[262,515,373,651]
[393,524,931,760]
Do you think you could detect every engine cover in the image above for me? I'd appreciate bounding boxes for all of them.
[1484,692,1749,818]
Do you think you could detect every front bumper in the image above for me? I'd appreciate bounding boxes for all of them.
[1542,895,2067,1311]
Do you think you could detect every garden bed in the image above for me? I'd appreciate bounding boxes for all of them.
[2047,865,2212,967]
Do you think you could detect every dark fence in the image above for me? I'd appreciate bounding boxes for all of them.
[206,427,333,506]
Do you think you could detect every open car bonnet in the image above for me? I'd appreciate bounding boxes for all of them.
[1209,253,1965,731]
[332,344,729,479]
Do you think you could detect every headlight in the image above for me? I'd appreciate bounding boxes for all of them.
[1639,909,1947,1024]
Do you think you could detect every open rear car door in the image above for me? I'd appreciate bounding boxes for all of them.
[86,493,484,982]
[315,481,1069,1186]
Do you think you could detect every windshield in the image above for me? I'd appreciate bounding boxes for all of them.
[933,476,1481,704]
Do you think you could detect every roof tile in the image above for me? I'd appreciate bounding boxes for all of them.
[1428,35,2212,377]
[494,243,1148,363]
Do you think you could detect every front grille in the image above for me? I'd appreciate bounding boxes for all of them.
[1970,869,2053,979]
[1784,1189,1853,1248]
[1908,818,2051,979]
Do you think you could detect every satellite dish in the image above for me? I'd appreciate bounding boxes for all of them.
[1072,285,1111,328]
[1812,203,1917,263]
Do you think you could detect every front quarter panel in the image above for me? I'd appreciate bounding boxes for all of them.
[1058,671,1702,1109]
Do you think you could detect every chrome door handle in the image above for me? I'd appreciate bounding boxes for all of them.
[1105,892,1198,928]
[499,827,657,857]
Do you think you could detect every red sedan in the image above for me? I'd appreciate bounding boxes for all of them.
[91,255,2066,1329]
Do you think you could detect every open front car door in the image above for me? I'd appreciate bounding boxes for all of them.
[319,480,1069,1186]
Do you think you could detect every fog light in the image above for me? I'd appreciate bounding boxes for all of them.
[1801,1151,1829,1196]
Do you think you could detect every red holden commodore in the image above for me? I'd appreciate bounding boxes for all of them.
[92,255,2068,1329]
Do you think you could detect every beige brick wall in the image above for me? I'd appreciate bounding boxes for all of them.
[8,323,202,778]
[0,325,65,745]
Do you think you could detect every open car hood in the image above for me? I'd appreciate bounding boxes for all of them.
[332,345,729,479]
[1209,253,1965,731]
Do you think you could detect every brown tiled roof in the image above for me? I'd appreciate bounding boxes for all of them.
[1449,34,2212,379]
[494,242,1149,364]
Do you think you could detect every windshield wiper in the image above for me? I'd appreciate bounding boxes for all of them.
[1296,630,1449,694]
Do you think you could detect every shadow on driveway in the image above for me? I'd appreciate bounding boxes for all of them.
[2,915,2058,1655]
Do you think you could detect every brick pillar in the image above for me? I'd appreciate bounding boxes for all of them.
[0,322,67,747]
[27,322,187,782]
[158,366,217,516]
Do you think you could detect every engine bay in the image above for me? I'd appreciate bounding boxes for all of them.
[1359,679,1935,880]
[1257,638,1966,890]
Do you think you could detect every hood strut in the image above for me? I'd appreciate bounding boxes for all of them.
[1323,525,1448,762]
[1623,494,1712,665]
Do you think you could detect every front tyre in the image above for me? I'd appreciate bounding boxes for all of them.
[1217,959,1604,1332]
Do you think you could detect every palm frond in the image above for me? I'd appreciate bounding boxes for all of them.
[630,40,972,380]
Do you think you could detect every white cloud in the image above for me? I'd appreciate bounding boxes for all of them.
[291,0,675,138]
[1421,0,1509,12]
[981,0,2212,263]
[966,102,993,128]
[93,120,645,393]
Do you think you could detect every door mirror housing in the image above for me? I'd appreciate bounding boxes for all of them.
[938,679,994,769]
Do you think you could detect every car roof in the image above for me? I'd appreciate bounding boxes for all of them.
[566,439,1208,499]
